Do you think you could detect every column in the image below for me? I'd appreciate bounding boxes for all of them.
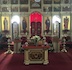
[24,49,29,65]
[70,13,72,41]
[43,49,49,65]
[14,39,21,53]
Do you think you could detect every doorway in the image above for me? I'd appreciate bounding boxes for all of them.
[12,22,19,39]
[30,11,42,36]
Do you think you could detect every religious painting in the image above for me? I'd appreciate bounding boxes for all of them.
[43,7,46,12]
[43,16,51,33]
[62,16,70,30]
[43,0,52,4]
[30,0,41,9]
[54,6,61,12]
[48,6,52,12]
[11,0,18,4]
[62,6,71,11]
[43,6,52,12]
[1,16,10,30]
[20,16,29,33]
[2,0,10,4]
[2,0,8,4]
[54,0,61,4]
[11,6,18,12]
[20,7,28,12]
[64,0,70,4]
[20,0,28,4]
[2,7,9,12]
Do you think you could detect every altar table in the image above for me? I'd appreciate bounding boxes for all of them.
[23,46,49,65]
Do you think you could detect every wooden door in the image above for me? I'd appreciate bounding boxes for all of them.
[31,22,41,36]
[30,11,42,36]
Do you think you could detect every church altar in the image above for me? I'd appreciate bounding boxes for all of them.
[23,46,49,65]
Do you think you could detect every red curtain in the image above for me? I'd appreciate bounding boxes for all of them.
[30,12,42,23]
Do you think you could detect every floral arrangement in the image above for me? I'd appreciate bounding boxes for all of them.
[6,35,11,38]
[31,35,40,41]
[31,35,40,46]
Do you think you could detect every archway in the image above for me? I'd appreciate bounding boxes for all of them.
[11,15,20,39]
[30,11,42,36]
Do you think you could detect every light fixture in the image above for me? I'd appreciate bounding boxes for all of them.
[52,15,61,38]
[11,15,20,24]
[35,0,40,2]
[52,15,61,24]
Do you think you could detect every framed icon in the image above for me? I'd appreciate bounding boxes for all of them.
[1,16,10,30]
[20,0,28,4]
[30,0,41,9]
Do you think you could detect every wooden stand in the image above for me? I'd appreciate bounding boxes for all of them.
[4,43,14,54]
[14,39,21,53]
[61,38,67,52]
[4,38,13,54]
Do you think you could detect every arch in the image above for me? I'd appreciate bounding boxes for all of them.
[30,11,42,23]
[30,11,42,36]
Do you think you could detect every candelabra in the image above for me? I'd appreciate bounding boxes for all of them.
[61,38,67,52]
[4,38,14,54]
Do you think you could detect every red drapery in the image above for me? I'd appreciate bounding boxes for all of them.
[30,11,42,23]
